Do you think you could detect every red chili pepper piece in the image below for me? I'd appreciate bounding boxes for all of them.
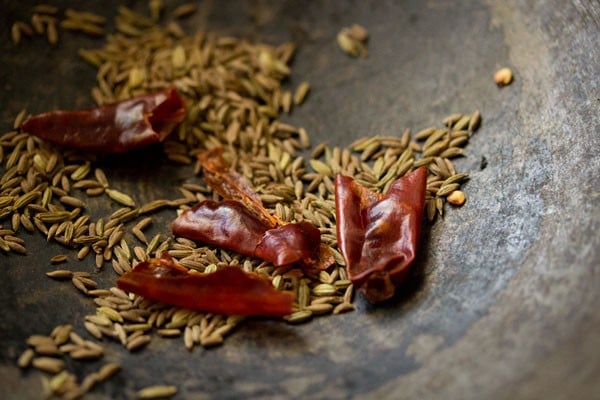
[21,88,186,153]
[255,221,322,267]
[173,147,334,270]
[198,147,280,227]
[172,200,324,268]
[171,199,272,258]
[116,255,294,317]
[334,167,427,303]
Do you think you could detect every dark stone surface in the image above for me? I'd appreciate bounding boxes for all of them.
[1,1,598,399]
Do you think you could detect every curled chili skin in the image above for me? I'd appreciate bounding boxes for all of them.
[334,167,427,303]
[172,200,323,267]
[172,199,271,258]
[198,147,279,227]
[255,221,322,266]
[116,255,294,317]
[174,147,332,270]
[21,88,186,153]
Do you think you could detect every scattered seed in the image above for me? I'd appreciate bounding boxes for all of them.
[52,324,73,345]
[59,195,85,208]
[468,110,481,132]
[32,357,64,374]
[80,372,101,394]
[347,23,369,42]
[126,335,151,351]
[46,21,58,46]
[337,25,368,58]
[84,321,103,339]
[17,348,35,368]
[199,333,223,347]
[11,23,23,45]
[50,254,68,264]
[436,182,460,197]
[46,270,73,279]
[13,109,28,129]
[494,67,513,86]
[446,190,466,206]
[284,310,313,324]
[312,283,338,296]
[97,362,122,381]
[293,81,310,105]
[333,302,355,314]
[136,385,178,399]
[105,188,135,207]
[70,347,103,360]
[172,3,197,18]
[305,303,334,315]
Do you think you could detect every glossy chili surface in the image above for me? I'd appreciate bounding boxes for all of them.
[335,167,427,303]
[117,255,294,317]
[172,147,332,269]
[21,88,186,153]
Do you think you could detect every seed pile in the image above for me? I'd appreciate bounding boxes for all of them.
[10,5,108,47]
[16,323,121,399]
[5,3,481,399]
[9,3,204,47]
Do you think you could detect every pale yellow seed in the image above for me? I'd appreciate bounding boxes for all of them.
[105,188,135,207]
[348,23,369,42]
[52,324,73,345]
[337,30,360,57]
[149,0,163,21]
[48,370,70,392]
[32,357,64,374]
[98,362,122,381]
[84,322,103,339]
[494,67,513,86]
[11,22,22,44]
[50,254,68,264]
[333,302,355,314]
[157,329,181,337]
[98,306,124,323]
[46,270,74,279]
[70,347,103,360]
[468,110,481,132]
[13,109,27,129]
[309,159,332,177]
[312,283,337,296]
[46,21,58,46]
[172,3,197,18]
[17,348,35,368]
[305,303,334,315]
[171,46,186,69]
[446,190,466,206]
[128,67,145,88]
[284,310,313,324]
[26,335,54,347]
[80,372,100,393]
[293,81,310,105]
[136,385,178,399]
[70,162,91,181]
[126,335,151,351]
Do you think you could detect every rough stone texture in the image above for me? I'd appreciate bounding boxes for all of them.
[0,1,598,399]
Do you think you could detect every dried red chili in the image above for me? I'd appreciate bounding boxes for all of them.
[116,254,294,317]
[334,167,427,303]
[172,199,324,268]
[172,148,333,269]
[21,88,186,153]
[198,147,280,227]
